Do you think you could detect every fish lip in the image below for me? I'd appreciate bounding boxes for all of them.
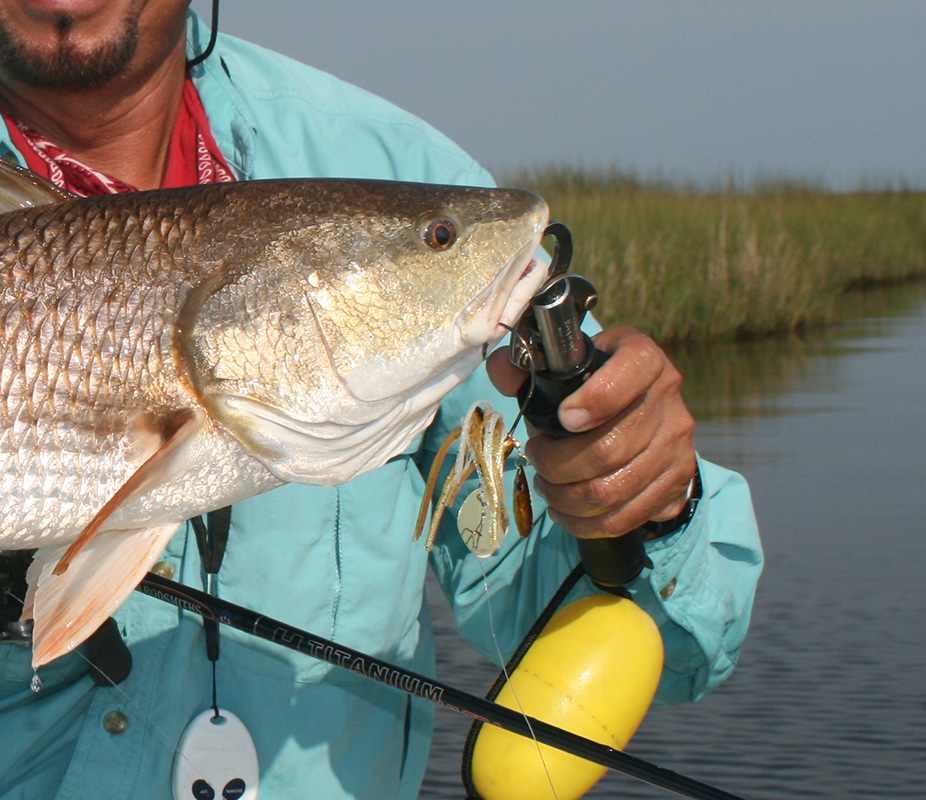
[497,256,547,330]
[459,228,550,345]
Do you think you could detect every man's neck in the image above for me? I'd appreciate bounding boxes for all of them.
[0,39,188,190]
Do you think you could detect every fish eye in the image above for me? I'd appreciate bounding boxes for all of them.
[421,217,457,250]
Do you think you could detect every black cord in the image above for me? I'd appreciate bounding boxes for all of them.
[192,506,232,717]
[187,0,221,69]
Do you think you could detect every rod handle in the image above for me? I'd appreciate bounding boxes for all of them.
[520,345,650,591]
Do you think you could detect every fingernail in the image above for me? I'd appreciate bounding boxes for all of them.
[559,407,592,432]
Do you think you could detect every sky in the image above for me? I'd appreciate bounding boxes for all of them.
[192,1,926,191]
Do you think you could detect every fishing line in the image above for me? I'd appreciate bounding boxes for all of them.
[475,555,560,799]
[1,590,42,693]
[73,637,254,800]
[43,601,204,777]
[70,646,205,778]
[9,592,228,786]
[498,321,538,440]
[481,323,560,795]
[461,563,589,799]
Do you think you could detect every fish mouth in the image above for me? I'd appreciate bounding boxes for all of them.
[460,229,549,346]
[497,256,548,332]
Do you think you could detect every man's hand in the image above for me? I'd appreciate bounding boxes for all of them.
[487,326,697,539]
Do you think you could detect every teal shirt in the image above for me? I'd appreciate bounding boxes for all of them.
[0,14,763,799]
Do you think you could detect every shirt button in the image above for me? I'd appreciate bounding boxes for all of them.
[150,561,175,579]
[103,710,129,734]
[659,577,678,600]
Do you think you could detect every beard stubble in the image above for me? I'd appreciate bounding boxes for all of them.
[0,8,140,90]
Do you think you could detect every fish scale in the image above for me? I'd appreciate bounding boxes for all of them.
[0,162,549,666]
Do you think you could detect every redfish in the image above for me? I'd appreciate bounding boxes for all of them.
[0,161,548,667]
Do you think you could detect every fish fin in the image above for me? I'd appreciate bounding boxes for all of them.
[0,158,74,212]
[53,407,204,576]
[25,524,181,668]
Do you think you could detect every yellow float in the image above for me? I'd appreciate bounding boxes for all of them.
[466,591,664,800]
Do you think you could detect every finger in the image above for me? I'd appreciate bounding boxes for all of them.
[534,427,694,521]
[542,454,697,538]
[533,397,697,536]
[526,401,650,486]
[527,362,689,487]
[558,327,672,433]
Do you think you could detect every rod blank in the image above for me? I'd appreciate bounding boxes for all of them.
[137,573,750,800]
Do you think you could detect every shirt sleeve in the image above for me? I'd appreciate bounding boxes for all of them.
[627,459,763,703]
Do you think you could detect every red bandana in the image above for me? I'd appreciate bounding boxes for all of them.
[2,77,235,196]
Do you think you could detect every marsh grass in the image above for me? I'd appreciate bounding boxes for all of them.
[512,168,926,342]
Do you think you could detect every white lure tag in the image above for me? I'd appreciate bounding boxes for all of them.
[458,488,504,557]
[172,709,259,800]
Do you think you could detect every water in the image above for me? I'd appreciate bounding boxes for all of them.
[421,284,926,799]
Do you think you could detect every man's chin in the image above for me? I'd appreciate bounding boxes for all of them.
[0,2,138,90]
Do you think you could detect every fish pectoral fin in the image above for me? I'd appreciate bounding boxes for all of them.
[53,407,204,576]
[0,158,74,212]
[25,523,180,669]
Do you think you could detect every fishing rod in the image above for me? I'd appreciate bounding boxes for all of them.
[138,573,749,800]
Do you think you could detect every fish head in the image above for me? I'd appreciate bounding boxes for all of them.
[181,180,549,485]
